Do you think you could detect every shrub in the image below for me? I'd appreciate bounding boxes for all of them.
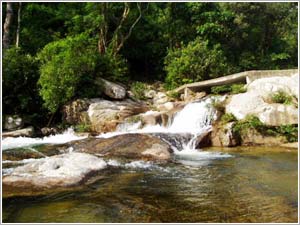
[271,91,294,105]
[130,82,148,100]
[233,115,265,133]
[37,34,99,113]
[74,123,91,133]
[221,113,237,123]
[167,91,181,100]
[2,47,46,124]
[211,83,246,95]
[211,85,231,95]
[275,124,298,142]
[164,39,229,90]
[231,84,246,94]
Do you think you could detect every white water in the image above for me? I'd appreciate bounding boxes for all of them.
[2,128,87,150]
[2,97,231,162]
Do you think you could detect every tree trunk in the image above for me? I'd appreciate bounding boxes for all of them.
[16,2,22,48]
[3,3,13,50]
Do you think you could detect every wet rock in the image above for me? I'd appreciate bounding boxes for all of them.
[211,122,240,147]
[87,99,149,133]
[40,127,59,136]
[4,115,24,131]
[68,134,172,161]
[3,153,107,190]
[2,126,35,138]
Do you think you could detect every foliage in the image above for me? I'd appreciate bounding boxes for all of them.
[167,91,181,99]
[130,81,148,100]
[74,123,91,133]
[211,83,246,95]
[231,84,246,94]
[2,47,46,123]
[275,125,298,143]
[221,113,237,124]
[211,85,232,95]
[164,39,229,90]
[37,34,98,113]
[211,98,226,112]
[270,91,294,105]
[233,115,265,134]
[232,114,298,142]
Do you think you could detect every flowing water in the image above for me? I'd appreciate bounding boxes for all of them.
[2,98,298,223]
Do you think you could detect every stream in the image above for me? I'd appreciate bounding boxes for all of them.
[2,97,298,222]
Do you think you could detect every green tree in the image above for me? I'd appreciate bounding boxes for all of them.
[164,39,229,90]
[37,34,98,113]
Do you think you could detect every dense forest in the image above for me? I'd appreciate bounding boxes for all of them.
[2,2,298,127]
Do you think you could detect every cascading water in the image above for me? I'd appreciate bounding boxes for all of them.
[99,96,221,154]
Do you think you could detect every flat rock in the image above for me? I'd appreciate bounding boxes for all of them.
[3,152,107,191]
[68,134,173,161]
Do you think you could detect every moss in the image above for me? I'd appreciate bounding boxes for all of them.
[126,115,142,124]
[233,115,298,143]
[167,91,180,100]
[221,113,237,124]
[270,91,294,105]
[74,123,91,132]
[130,82,148,100]
[211,83,246,95]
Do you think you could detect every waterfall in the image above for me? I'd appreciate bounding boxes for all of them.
[100,97,220,152]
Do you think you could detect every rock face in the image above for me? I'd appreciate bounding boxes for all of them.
[226,74,298,126]
[100,78,126,100]
[2,126,35,138]
[153,92,169,105]
[4,115,24,131]
[211,122,239,147]
[3,153,107,190]
[68,134,172,161]
[62,99,90,125]
[87,99,149,133]
[240,128,287,146]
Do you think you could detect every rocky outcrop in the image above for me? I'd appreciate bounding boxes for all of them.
[226,74,298,126]
[3,115,24,131]
[3,153,107,192]
[87,99,149,133]
[239,128,287,146]
[67,134,172,161]
[98,78,127,100]
[2,126,35,138]
[153,92,169,105]
[211,122,240,147]
[62,99,90,125]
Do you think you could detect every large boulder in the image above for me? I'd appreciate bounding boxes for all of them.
[211,122,240,147]
[99,78,126,100]
[226,75,298,126]
[67,134,172,161]
[62,99,90,125]
[3,115,24,131]
[3,152,107,196]
[87,99,149,133]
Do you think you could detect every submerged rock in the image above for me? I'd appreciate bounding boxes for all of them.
[3,152,107,190]
[68,134,172,161]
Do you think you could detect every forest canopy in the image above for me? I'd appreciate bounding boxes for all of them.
[2,2,298,126]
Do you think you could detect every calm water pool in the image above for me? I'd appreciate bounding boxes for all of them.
[2,148,298,223]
